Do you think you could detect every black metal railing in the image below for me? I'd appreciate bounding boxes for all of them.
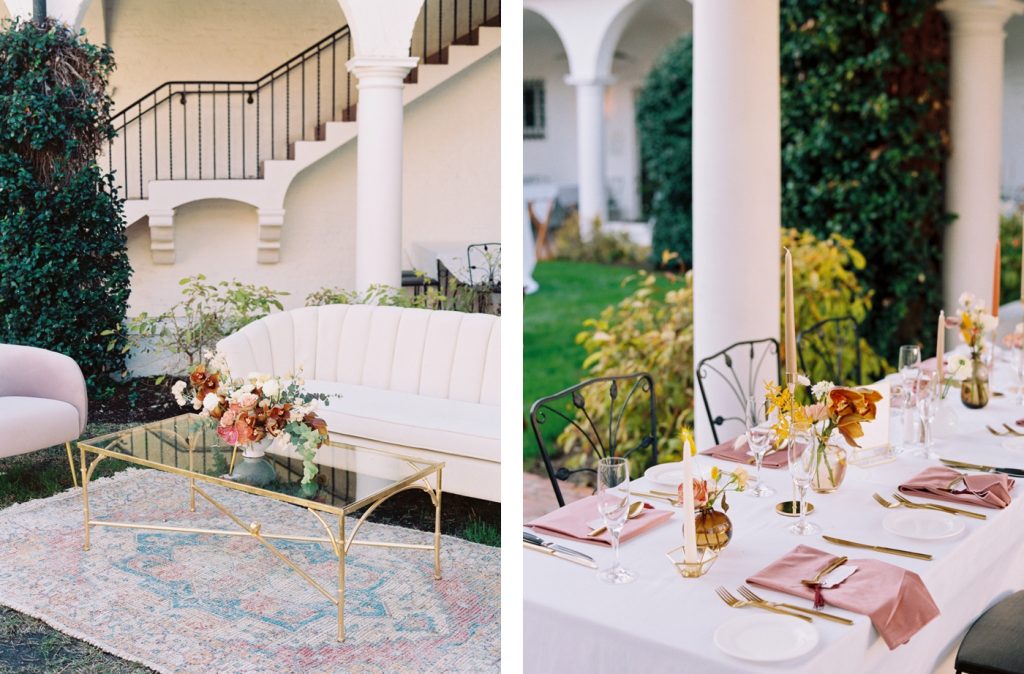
[107,0,500,200]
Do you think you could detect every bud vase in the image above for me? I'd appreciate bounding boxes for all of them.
[810,440,847,493]
[960,357,990,409]
[690,507,732,550]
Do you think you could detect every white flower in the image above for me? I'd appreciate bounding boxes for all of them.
[171,380,187,406]
[796,374,811,387]
[230,383,254,402]
[191,395,203,411]
[811,380,835,401]
[981,313,999,332]
[947,354,971,380]
[959,292,975,309]
[247,372,269,385]
[262,378,280,398]
[202,393,220,413]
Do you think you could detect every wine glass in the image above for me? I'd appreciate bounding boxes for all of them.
[916,375,939,459]
[1015,346,1024,406]
[744,395,775,497]
[596,457,636,584]
[897,345,922,452]
[787,429,820,536]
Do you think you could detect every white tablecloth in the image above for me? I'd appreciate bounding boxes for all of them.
[524,365,1024,673]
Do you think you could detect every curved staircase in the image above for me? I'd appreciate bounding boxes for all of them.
[108,0,500,264]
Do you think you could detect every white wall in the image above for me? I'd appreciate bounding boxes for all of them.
[523,0,690,221]
[1003,14,1024,202]
[126,46,500,316]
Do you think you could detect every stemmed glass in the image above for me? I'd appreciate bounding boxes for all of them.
[916,375,940,459]
[596,457,636,584]
[1015,345,1024,406]
[745,395,775,497]
[787,429,820,536]
[897,345,922,452]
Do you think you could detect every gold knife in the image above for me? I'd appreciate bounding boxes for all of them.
[523,541,598,568]
[822,535,932,561]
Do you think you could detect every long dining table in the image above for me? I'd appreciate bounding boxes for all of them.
[523,362,1024,673]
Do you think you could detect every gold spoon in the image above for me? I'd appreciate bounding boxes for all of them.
[587,500,645,537]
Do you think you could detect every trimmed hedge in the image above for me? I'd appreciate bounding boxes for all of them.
[0,18,131,394]
[638,2,950,362]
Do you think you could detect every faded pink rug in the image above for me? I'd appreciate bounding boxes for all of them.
[0,469,499,673]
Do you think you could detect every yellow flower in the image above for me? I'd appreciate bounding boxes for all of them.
[733,468,749,490]
[710,466,720,482]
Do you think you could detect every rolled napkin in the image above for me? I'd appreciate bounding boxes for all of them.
[899,466,1014,509]
[701,436,790,469]
[748,544,939,650]
[526,494,673,547]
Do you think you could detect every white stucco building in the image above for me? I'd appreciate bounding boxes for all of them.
[526,0,1024,444]
[1,0,501,316]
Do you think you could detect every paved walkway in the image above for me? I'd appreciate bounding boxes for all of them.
[522,472,591,521]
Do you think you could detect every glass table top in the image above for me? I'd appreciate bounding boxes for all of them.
[78,414,441,514]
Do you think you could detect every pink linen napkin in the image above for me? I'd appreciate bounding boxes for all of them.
[747,545,939,650]
[899,466,1014,509]
[701,436,790,468]
[526,494,673,547]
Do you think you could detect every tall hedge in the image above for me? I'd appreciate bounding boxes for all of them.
[638,1,949,361]
[0,18,131,393]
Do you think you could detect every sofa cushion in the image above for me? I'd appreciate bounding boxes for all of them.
[308,380,499,463]
[0,397,81,459]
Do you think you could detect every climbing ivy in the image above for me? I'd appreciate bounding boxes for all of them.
[0,17,131,394]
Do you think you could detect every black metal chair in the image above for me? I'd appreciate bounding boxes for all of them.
[467,242,501,288]
[529,373,658,508]
[797,316,863,386]
[955,591,1024,673]
[696,339,781,445]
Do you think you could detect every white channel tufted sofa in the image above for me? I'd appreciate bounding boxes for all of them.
[216,305,500,501]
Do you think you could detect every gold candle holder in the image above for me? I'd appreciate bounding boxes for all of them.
[667,545,719,578]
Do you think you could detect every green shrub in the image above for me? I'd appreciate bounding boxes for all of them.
[552,213,649,266]
[0,18,131,393]
[635,34,692,270]
[563,229,883,470]
[125,275,287,374]
[307,275,501,316]
[634,3,951,359]
[1000,213,1022,306]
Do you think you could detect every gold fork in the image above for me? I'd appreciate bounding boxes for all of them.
[737,586,853,625]
[713,586,812,622]
[892,493,987,520]
[986,425,1010,437]
[1004,424,1024,437]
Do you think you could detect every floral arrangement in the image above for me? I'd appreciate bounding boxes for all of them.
[172,351,333,488]
[676,465,748,513]
[956,292,998,360]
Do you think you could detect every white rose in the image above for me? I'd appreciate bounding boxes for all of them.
[811,380,835,401]
[192,395,203,410]
[796,374,811,387]
[202,393,221,413]
[981,313,999,332]
[171,380,187,406]
[262,379,280,398]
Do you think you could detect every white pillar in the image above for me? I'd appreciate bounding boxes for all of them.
[2,0,92,27]
[347,57,417,288]
[940,0,1022,313]
[337,0,424,290]
[691,0,781,446]
[568,77,609,238]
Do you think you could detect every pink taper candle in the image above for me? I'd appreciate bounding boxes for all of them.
[936,310,945,394]
[784,248,797,388]
[993,241,1001,318]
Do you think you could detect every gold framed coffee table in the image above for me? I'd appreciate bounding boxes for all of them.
[77,414,444,641]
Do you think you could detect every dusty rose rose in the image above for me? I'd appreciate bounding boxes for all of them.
[237,392,259,410]
[677,478,709,508]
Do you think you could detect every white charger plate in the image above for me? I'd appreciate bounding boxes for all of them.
[882,509,965,540]
[643,462,687,488]
[714,614,819,663]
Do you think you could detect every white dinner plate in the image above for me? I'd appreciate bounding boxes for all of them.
[882,509,965,540]
[714,614,819,663]
[643,462,687,488]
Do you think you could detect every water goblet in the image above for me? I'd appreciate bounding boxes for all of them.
[787,429,820,536]
[897,345,922,452]
[916,375,939,460]
[744,395,775,498]
[596,457,636,584]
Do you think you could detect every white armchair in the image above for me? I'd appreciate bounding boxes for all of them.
[0,344,88,485]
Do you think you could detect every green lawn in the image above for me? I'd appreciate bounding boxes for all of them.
[523,261,644,468]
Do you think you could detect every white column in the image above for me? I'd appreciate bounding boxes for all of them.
[2,0,92,27]
[691,0,781,446]
[568,77,609,238]
[940,0,1022,313]
[347,57,417,288]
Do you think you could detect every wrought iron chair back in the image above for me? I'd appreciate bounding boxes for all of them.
[467,242,501,287]
[696,338,781,445]
[797,316,862,386]
[529,373,658,508]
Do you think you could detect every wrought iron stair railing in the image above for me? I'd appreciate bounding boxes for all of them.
[106,0,500,200]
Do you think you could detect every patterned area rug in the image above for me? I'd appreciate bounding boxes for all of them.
[0,469,499,673]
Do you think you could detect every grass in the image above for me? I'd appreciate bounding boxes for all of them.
[523,260,646,468]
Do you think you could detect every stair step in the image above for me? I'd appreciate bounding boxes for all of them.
[452,28,479,46]
[404,66,418,85]
[482,16,501,27]
[423,46,449,66]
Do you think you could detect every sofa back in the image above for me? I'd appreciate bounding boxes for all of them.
[217,305,500,406]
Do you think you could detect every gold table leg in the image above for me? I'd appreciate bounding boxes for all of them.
[434,469,443,580]
[66,442,78,488]
[338,513,346,642]
[80,445,89,551]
